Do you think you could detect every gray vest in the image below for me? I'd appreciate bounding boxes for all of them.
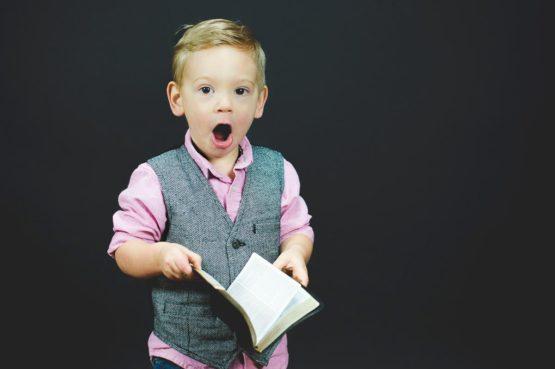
[147,144,285,369]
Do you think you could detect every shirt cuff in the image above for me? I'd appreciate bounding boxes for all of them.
[107,232,156,258]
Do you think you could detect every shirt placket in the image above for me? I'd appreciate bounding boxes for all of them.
[226,170,243,222]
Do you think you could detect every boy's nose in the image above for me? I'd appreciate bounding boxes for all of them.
[215,93,232,112]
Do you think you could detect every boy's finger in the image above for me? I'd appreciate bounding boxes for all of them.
[175,256,192,276]
[169,260,183,275]
[273,255,288,270]
[170,271,182,281]
[166,266,181,280]
[291,263,309,287]
[187,251,203,270]
[180,248,202,270]
[292,270,309,287]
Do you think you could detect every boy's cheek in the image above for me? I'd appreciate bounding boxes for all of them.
[231,116,253,133]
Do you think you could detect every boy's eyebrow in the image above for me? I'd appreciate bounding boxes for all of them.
[192,76,255,86]
[193,76,213,83]
[236,79,255,86]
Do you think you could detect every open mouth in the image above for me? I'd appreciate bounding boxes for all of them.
[212,123,232,141]
[211,123,234,149]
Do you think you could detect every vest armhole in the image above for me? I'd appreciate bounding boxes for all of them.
[146,148,182,228]
[252,145,285,195]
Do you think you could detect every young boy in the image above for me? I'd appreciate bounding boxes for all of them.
[108,19,314,369]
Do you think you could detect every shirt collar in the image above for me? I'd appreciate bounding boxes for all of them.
[184,129,253,181]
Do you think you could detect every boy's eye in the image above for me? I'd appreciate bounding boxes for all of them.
[235,88,248,95]
[200,86,212,94]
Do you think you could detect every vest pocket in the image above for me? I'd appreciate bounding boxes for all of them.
[251,220,281,262]
[168,219,220,242]
[255,220,281,233]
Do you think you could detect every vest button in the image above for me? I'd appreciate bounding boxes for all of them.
[232,239,246,249]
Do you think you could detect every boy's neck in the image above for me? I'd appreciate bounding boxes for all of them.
[191,139,240,179]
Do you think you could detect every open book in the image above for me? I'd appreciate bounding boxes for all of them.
[194,253,321,352]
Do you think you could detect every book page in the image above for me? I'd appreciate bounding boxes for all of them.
[255,288,320,352]
[281,286,311,313]
[227,253,300,343]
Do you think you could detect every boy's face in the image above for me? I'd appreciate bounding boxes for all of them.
[167,45,268,162]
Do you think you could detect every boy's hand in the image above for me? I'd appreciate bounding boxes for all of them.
[156,242,202,281]
[273,249,309,287]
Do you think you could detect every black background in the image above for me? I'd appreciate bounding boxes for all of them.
[1,1,550,368]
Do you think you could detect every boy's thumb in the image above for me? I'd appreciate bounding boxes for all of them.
[184,249,202,269]
[273,255,288,271]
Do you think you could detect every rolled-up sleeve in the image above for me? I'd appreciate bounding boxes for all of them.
[107,163,167,258]
[280,159,315,244]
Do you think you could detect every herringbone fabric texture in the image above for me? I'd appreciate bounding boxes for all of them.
[147,145,284,369]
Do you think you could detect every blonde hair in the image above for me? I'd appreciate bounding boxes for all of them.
[172,19,266,90]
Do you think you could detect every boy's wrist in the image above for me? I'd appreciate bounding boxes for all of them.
[280,234,313,264]
[281,244,308,264]
[153,242,169,272]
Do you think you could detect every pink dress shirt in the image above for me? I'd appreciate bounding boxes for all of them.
[108,130,314,369]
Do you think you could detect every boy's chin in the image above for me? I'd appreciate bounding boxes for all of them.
[203,139,239,159]
[211,144,239,157]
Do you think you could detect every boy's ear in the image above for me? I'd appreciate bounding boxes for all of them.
[167,81,185,117]
[254,85,269,119]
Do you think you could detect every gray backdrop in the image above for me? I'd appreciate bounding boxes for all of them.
[1,1,549,368]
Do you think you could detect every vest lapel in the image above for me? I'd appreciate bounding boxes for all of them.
[177,145,256,234]
[176,146,232,226]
